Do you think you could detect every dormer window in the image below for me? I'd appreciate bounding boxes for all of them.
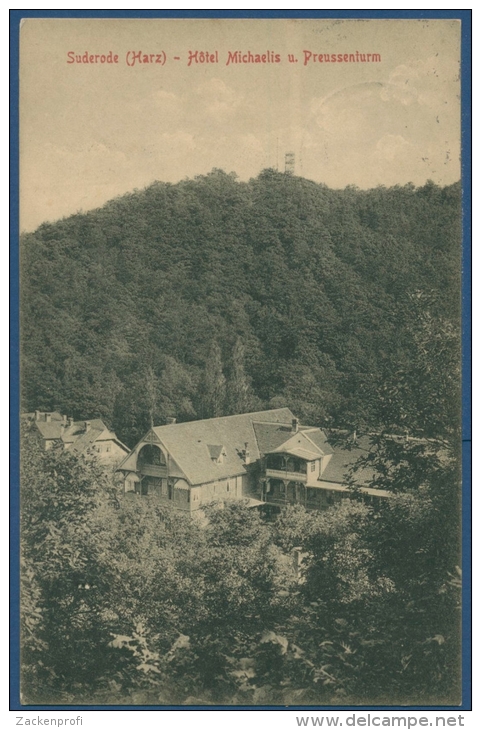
[208,444,227,464]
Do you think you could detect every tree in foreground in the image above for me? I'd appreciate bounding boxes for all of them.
[20,415,461,705]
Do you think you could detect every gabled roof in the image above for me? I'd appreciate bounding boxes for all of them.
[118,408,296,486]
[67,421,130,456]
[35,421,66,440]
[118,410,375,491]
[61,418,105,444]
[252,421,297,455]
[153,408,296,486]
[252,421,334,461]
[27,413,129,456]
[277,446,321,461]
[24,412,66,440]
[270,429,328,459]
[69,428,105,454]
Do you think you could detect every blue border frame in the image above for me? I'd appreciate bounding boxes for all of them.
[10,8,472,713]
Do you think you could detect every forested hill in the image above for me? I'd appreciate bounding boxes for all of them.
[21,169,461,447]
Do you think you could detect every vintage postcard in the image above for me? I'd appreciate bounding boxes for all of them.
[17,16,467,709]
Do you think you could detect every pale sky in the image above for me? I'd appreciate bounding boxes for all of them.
[20,18,461,232]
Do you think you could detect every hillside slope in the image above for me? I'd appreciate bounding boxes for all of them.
[20,169,461,446]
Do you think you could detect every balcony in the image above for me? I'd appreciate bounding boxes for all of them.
[265,468,307,483]
[138,463,168,478]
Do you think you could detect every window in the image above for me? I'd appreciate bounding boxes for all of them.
[106,445,111,453]
[138,444,166,466]
[310,462,316,472]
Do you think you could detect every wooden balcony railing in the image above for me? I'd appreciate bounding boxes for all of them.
[138,463,168,477]
[265,468,307,483]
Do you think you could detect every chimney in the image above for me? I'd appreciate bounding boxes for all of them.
[352,429,357,444]
[244,442,250,465]
[166,417,177,425]
[84,421,91,432]
[35,410,40,421]
[291,418,299,433]
[62,414,67,424]
[45,413,51,423]
[68,417,74,428]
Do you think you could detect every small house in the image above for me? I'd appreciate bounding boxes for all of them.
[23,410,130,464]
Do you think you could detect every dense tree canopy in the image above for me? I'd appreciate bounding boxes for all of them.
[20,425,461,705]
[21,169,461,446]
